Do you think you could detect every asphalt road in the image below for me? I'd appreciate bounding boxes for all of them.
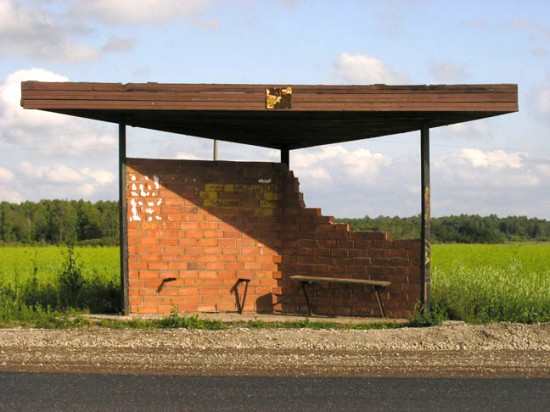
[0,373,549,411]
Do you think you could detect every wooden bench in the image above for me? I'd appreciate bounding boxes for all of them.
[289,275,392,318]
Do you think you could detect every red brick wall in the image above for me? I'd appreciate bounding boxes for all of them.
[126,158,421,318]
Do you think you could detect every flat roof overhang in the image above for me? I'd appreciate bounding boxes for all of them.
[20,82,518,150]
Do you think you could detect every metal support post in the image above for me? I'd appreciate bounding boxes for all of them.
[213,139,219,161]
[119,123,129,314]
[420,125,431,312]
[281,147,289,168]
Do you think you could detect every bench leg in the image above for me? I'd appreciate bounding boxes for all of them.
[374,286,386,318]
[234,278,250,314]
[300,281,313,316]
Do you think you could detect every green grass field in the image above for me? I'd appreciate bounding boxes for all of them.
[0,246,119,285]
[0,244,549,323]
[431,243,550,323]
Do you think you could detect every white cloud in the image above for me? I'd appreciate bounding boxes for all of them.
[175,151,199,160]
[0,0,99,62]
[18,161,115,198]
[70,0,214,26]
[0,166,15,183]
[293,145,391,186]
[20,161,114,186]
[77,183,97,197]
[429,61,469,82]
[333,53,407,84]
[0,187,22,203]
[434,148,539,188]
[0,68,118,155]
[19,161,83,183]
[80,168,115,185]
[0,68,69,134]
[289,144,415,217]
[431,147,547,217]
[446,120,492,138]
[457,148,522,169]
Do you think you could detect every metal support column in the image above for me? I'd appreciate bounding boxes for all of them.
[420,125,431,312]
[119,123,129,314]
[213,139,219,161]
[281,147,289,168]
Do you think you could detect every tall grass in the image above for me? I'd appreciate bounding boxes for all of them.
[0,246,120,326]
[430,244,550,323]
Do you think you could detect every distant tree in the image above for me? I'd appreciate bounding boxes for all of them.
[47,200,78,244]
[75,200,102,241]
[96,200,119,241]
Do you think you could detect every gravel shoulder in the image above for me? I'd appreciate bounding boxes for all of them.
[1,323,549,378]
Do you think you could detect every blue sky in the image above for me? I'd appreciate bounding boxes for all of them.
[1,0,549,218]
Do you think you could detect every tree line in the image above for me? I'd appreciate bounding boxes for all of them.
[0,200,119,246]
[337,214,550,243]
[1,200,549,245]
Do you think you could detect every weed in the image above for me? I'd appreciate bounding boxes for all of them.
[409,303,449,327]
[58,245,86,309]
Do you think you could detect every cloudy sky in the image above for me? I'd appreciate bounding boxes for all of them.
[0,0,549,219]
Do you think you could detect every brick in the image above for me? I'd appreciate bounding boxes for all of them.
[138,287,157,296]
[185,230,204,238]
[178,286,199,296]
[206,262,226,270]
[198,238,218,247]
[140,237,158,245]
[199,271,217,279]
[159,238,178,246]
[129,297,142,305]
[156,305,174,314]
[367,249,387,258]
[138,271,160,279]
[148,262,168,270]
[218,238,236,247]
[204,230,223,238]
[236,255,255,263]
[331,249,349,257]
[197,304,217,311]
[217,303,237,312]
[221,247,241,255]
[184,247,202,255]
[138,306,158,314]
[160,255,180,262]
[202,247,222,255]
[159,288,179,296]
[201,222,219,230]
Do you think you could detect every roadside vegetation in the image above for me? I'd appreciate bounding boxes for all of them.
[1,243,549,328]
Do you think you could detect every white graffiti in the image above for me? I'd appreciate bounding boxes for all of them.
[129,174,163,222]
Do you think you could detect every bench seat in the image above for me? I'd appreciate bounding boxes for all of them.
[289,275,391,318]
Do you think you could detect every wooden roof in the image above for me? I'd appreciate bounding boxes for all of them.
[21,82,518,150]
